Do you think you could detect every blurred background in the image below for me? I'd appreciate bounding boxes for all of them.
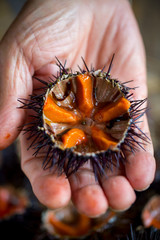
[0,0,160,239]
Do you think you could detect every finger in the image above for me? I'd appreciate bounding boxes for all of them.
[20,133,71,209]
[69,164,108,217]
[102,175,136,211]
[125,115,156,191]
[0,103,26,150]
[0,40,33,149]
[126,152,156,191]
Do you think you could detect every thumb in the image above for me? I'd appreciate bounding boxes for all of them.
[0,38,33,149]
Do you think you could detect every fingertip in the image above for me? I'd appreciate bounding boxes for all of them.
[72,185,108,217]
[69,167,108,217]
[20,133,71,209]
[102,176,136,211]
[125,152,156,191]
[31,174,71,209]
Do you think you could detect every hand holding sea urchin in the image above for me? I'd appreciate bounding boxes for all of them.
[19,55,149,179]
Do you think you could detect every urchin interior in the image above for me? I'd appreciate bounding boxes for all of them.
[42,72,131,155]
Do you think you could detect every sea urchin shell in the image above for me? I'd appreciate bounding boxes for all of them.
[19,56,149,179]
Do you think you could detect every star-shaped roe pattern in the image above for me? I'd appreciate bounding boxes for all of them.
[43,74,131,154]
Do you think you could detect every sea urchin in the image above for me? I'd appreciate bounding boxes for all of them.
[19,56,149,179]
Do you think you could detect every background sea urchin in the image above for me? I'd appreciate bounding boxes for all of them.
[19,56,149,179]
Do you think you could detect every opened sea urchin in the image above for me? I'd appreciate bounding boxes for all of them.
[19,56,149,178]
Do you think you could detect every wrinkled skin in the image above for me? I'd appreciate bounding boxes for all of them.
[0,0,155,217]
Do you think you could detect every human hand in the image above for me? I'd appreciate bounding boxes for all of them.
[0,0,155,217]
